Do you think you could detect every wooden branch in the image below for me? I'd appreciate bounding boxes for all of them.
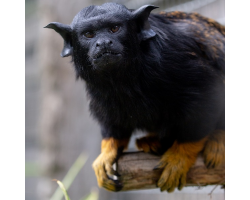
[116,151,225,191]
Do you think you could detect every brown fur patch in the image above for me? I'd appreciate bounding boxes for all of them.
[203,130,225,168]
[156,138,207,192]
[159,12,225,68]
[92,137,129,191]
[160,11,225,36]
[136,134,162,154]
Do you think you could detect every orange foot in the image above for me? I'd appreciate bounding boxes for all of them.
[203,130,225,168]
[92,138,129,191]
[136,135,163,155]
[154,138,207,192]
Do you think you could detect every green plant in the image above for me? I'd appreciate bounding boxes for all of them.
[50,153,98,200]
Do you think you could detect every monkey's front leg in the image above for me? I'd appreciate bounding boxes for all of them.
[92,137,129,191]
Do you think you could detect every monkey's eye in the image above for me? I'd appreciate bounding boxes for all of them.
[83,31,95,38]
[111,25,120,33]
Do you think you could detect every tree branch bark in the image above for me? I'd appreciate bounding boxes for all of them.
[116,151,225,191]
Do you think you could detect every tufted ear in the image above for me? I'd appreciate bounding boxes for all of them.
[44,22,72,57]
[131,5,158,41]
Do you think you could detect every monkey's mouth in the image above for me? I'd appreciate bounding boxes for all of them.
[92,50,122,67]
[93,51,121,59]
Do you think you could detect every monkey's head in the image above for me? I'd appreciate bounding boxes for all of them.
[45,3,158,79]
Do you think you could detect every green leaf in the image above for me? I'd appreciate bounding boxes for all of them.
[53,180,70,200]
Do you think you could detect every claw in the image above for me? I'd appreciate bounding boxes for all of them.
[178,175,186,190]
[153,162,165,170]
[102,179,123,192]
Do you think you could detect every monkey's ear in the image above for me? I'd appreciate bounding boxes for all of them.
[131,5,158,41]
[44,22,73,57]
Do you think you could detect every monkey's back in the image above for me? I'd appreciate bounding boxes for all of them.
[160,11,224,35]
[153,11,225,74]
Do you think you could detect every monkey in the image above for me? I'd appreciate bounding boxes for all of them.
[45,2,225,192]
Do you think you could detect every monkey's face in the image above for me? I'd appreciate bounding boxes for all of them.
[84,24,124,68]
[45,3,158,76]
[70,3,139,71]
[72,8,131,69]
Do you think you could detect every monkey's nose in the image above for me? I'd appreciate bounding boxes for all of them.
[96,39,113,48]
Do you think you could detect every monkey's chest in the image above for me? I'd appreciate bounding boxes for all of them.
[89,90,162,129]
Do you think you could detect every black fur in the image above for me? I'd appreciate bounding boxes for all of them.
[45,3,225,152]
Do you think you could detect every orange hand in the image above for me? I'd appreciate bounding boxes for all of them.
[92,137,129,191]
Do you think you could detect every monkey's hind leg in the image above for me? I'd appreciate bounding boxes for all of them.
[203,130,225,168]
[136,134,163,155]
[154,138,207,192]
